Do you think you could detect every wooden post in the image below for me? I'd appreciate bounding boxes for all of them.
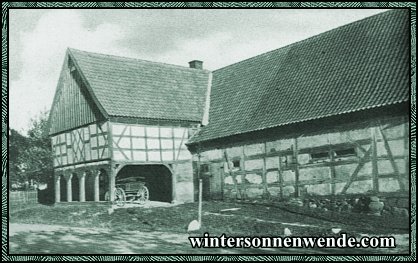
[78,172,86,202]
[198,179,202,225]
[262,142,268,198]
[171,128,189,202]
[240,146,246,200]
[197,152,201,202]
[220,162,225,200]
[93,170,100,202]
[55,174,61,203]
[65,173,73,202]
[293,138,300,197]
[371,127,379,193]
[329,146,336,195]
[278,154,284,200]
[171,164,177,203]
[109,167,116,202]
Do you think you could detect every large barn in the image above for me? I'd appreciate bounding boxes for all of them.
[187,9,410,201]
[48,9,410,205]
[48,49,211,203]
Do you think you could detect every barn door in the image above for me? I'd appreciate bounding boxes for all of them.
[209,164,223,200]
[202,174,211,201]
[199,163,223,200]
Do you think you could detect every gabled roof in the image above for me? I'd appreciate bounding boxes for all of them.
[188,9,410,145]
[68,48,211,122]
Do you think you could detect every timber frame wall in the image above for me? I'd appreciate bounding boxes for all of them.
[192,110,409,201]
[49,53,201,203]
[51,121,111,203]
[51,120,200,203]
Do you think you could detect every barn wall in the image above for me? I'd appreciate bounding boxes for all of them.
[51,122,110,167]
[194,115,409,200]
[174,161,195,203]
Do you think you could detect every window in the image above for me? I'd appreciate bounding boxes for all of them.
[232,160,240,169]
[281,154,295,168]
[200,164,210,174]
[334,148,356,159]
[310,151,330,162]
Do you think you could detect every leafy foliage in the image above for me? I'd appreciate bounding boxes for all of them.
[9,111,53,185]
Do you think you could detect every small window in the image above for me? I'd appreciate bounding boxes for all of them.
[334,148,356,158]
[232,160,240,168]
[224,160,240,172]
[281,155,294,168]
[310,151,330,162]
[200,164,209,174]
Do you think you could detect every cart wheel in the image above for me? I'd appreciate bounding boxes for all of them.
[136,186,149,204]
[114,188,126,207]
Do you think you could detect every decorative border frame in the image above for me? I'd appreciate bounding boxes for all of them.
[1,2,416,261]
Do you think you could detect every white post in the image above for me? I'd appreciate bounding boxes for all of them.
[198,179,202,225]
[109,170,116,202]
[55,175,61,203]
[94,171,100,202]
[65,174,73,202]
[78,172,86,202]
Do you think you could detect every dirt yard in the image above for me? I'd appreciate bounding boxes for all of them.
[8,201,410,254]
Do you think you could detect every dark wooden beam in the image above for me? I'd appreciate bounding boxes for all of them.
[379,125,406,191]
[371,127,379,192]
[340,146,372,194]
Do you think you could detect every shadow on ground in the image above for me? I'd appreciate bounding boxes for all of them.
[9,224,274,254]
[9,223,408,255]
[10,224,189,254]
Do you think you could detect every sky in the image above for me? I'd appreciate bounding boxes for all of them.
[9,8,388,134]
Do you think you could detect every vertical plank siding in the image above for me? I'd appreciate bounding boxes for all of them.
[49,57,103,135]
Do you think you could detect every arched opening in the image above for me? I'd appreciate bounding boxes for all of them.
[98,169,108,201]
[71,173,79,201]
[116,164,173,203]
[59,174,66,202]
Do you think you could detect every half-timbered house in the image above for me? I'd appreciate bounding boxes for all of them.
[187,10,410,202]
[48,49,210,203]
[49,9,410,205]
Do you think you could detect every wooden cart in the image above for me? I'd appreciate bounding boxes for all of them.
[112,177,149,206]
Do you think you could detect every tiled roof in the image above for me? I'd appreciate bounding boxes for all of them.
[188,9,410,144]
[69,49,210,122]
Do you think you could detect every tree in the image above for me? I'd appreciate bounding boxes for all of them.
[9,129,29,184]
[9,111,53,186]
